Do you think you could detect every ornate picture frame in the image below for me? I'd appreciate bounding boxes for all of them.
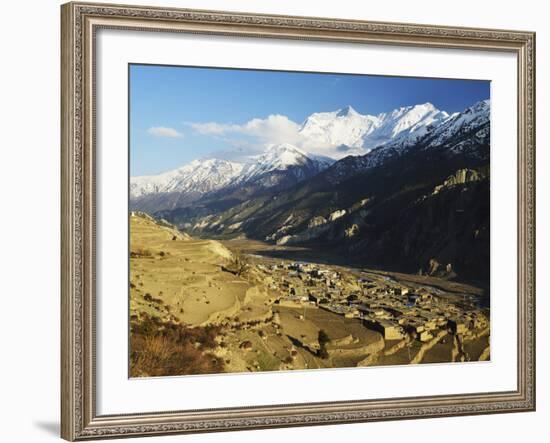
[61,2,536,440]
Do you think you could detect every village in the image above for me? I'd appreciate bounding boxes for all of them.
[258,259,489,356]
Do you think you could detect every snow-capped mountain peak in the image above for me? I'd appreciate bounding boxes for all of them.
[260,143,309,167]
[130,158,244,198]
[238,143,330,183]
[298,102,450,155]
[370,102,449,145]
[323,99,490,184]
[425,99,490,148]
[299,107,380,152]
[336,105,360,117]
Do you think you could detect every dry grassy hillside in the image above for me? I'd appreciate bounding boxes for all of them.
[129,214,386,376]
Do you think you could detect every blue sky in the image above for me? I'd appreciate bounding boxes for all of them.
[130,64,490,176]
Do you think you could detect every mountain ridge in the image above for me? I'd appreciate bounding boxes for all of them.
[131,99,489,241]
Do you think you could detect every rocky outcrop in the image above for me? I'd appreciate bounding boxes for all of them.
[276,222,331,245]
[344,224,360,238]
[419,259,455,279]
[432,168,485,195]
[308,216,328,228]
[329,209,347,221]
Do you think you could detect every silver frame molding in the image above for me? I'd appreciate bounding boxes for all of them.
[61,2,536,440]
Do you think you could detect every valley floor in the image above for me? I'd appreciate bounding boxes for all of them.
[129,213,490,377]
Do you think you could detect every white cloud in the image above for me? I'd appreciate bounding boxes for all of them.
[186,122,230,136]
[186,114,301,145]
[186,114,365,160]
[147,126,183,138]
[239,115,302,145]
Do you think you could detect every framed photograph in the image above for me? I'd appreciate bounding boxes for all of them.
[61,1,536,440]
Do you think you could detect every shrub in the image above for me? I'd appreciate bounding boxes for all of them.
[239,340,252,350]
[318,329,330,346]
[143,293,164,304]
[130,248,153,258]
[318,347,329,359]
[130,314,224,377]
[317,329,330,359]
[221,254,249,276]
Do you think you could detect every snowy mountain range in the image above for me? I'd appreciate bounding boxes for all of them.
[131,100,489,204]
[130,158,244,198]
[130,144,331,199]
[299,102,450,155]
[323,100,490,183]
